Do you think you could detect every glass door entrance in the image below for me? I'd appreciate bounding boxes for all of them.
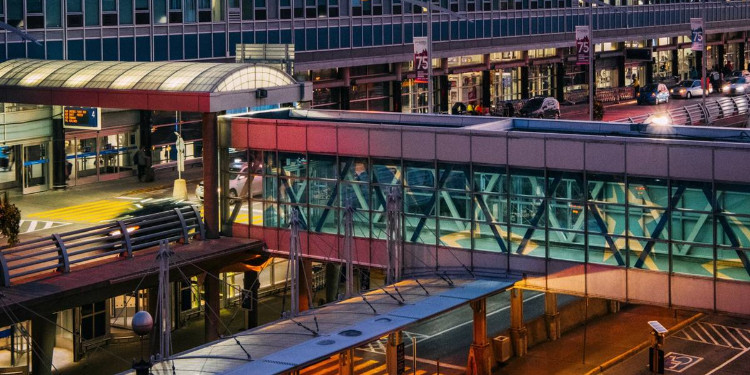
[22,143,49,194]
[0,145,21,191]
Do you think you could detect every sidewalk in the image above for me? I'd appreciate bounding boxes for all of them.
[497,304,697,375]
[560,100,637,121]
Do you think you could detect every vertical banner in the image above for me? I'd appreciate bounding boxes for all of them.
[690,18,704,51]
[575,26,590,65]
[413,36,429,83]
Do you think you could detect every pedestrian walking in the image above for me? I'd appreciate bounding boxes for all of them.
[133,147,151,182]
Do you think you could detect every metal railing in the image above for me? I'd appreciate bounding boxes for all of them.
[614,94,750,126]
[0,206,204,287]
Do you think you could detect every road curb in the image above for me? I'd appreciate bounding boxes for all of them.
[583,312,705,375]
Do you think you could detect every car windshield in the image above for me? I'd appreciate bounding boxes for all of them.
[523,98,544,110]
[642,84,657,91]
[738,77,747,84]
[679,81,693,87]
[730,78,741,84]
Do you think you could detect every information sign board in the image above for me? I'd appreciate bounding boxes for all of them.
[413,37,430,84]
[63,106,101,130]
[576,26,590,65]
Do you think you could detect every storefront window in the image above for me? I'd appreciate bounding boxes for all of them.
[529,65,553,97]
[597,68,616,88]
[401,79,429,113]
[448,72,482,109]
[625,65,645,87]
[446,54,483,67]
[491,68,521,103]
[528,48,556,59]
[23,143,49,193]
[490,51,522,62]
[349,82,390,111]
[655,50,672,80]
[312,88,341,109]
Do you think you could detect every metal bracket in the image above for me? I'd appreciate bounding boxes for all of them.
[52,233,70,273]
[117,220,133,258]
[192,205,205,240]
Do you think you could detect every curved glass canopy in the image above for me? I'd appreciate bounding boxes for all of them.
[0,59,296,93]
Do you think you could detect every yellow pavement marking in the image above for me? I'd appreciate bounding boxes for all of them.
[27,200,134,223]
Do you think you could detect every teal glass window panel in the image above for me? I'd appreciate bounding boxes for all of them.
[439,163,470,191]
[85,0,99,25]
[348,210,371,238]
[510,225,545,257]
[405,164,435,188]
[671,212,713,244]
[342,158,369,182]
[279,205,306,228]
[119,37,134,61]
[672,243,713,278]
[474,222,507,252]
[404,188,434,215]
[7,2,20,25]
[103,0,116,11]
[717,215,750,248]
[135,0,148,9]
[587,174,625,204]
[549,230,585,262]
[170,0,181,9]
[627,206,667,240]
[46,0,63,27]
[213,32,225,57]
[673,182,712,212]
[404,215,437,245]
[474,194,508,224]
[716,183,750,216]
[47,41,63,59]
[628,239,669,272]
[85,38,101,60]
[309,180,338,207]
[372,159,401,185]
[586,234,625,266]
[438,219,472,249]
[473,166,507,194]
[261,176,278,202]
[510,169,545,197]
[309,206,338,234]
[279,177,307,204]
[628,178,668,208]
[154,0,167,23]
[262,151,278,176]
[169,34,183,60]
[153,36,168,60]
[135,36,149,61]
[548,200,584,231]
[309,155,337,179]
[340,182,370,211]
[67,39,84,60]
[67,0,82,12]
[438,191,471,220]
[280,152,307,177]
[184,34,197,59]
[103,38,118,60]
[588,203,626,236]
[185,0,197,22]
[119,0,133,24]
[509,197,544,226]
[716,247,750,281]
[28,0,43,13]
[548,172,583,200]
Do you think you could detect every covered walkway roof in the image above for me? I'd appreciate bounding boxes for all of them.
[0,59,312,112]
[134,277,518,375]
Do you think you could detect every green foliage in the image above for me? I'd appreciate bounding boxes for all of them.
[0,195,21,247]
[593,100,605,121]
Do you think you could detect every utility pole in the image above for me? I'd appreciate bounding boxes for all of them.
[589,3,594,121]
[702,0,707,110]
[156,240,173,361]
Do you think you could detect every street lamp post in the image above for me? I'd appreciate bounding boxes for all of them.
[589,5,594,121]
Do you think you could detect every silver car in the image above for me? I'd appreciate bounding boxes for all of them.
[670,79,706,99]
[726,77,750,96]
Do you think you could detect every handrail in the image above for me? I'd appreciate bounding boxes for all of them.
[614,93,750,126]
[0,205,203,287]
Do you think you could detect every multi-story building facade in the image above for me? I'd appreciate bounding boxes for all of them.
[2,0,750,114]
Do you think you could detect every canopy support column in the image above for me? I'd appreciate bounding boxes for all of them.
[467,298,492,375]
[510,288,528,357]
[202,112,219,239]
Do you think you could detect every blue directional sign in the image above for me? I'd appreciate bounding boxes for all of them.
[63,106,101,130]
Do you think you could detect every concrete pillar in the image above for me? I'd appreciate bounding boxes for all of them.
[544,293,561,341]
[718,44,726,72]
[52,117,67,189]
[325,263,341,303]
[671,49,680,78]
[338,348,355,375]
[201,112,219,239]
[340,67,350,110]
[608,299,621,314]
[509,288,528,357]
[696,50,703,78]
[739,42,746,72]
[299,259,313,312]
[439,75,450,113]
[520,66,530,99]
[466,299,492,375]
[139,110,153,151]
[481,70,491,109]
[31,313,56,375]
[386,331,403,375]
[391,81,402,112]
[555,62,566,102]
[243,270,259,330]
[645,40,654,84]
[204,272,221,342]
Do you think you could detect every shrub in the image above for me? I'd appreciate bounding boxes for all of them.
[0,195,21,247]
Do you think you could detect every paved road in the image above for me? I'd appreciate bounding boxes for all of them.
[606,314,750,375]
[562,96,708,123]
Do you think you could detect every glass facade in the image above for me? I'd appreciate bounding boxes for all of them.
[225,149,750,283]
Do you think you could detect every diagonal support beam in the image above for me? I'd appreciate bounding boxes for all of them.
[280,178,308,230]
[314,160,352,232]
[588,202,625,266]
[702,187,750,277]
[410,165,453,243]
[516,176,561,254]
[474,193,509,253]
[634,186,685,269]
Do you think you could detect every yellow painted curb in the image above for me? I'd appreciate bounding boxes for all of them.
[584,312,705,375]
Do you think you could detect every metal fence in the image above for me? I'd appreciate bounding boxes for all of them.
[613,94,750,126]
[0,206,204,287]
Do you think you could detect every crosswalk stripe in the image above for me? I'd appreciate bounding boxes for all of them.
[28,200,134,223]
[17,220,71,234]
[676,322,750,350]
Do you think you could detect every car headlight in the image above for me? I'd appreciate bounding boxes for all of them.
[737,86,746,92]
[679,88,686,93]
